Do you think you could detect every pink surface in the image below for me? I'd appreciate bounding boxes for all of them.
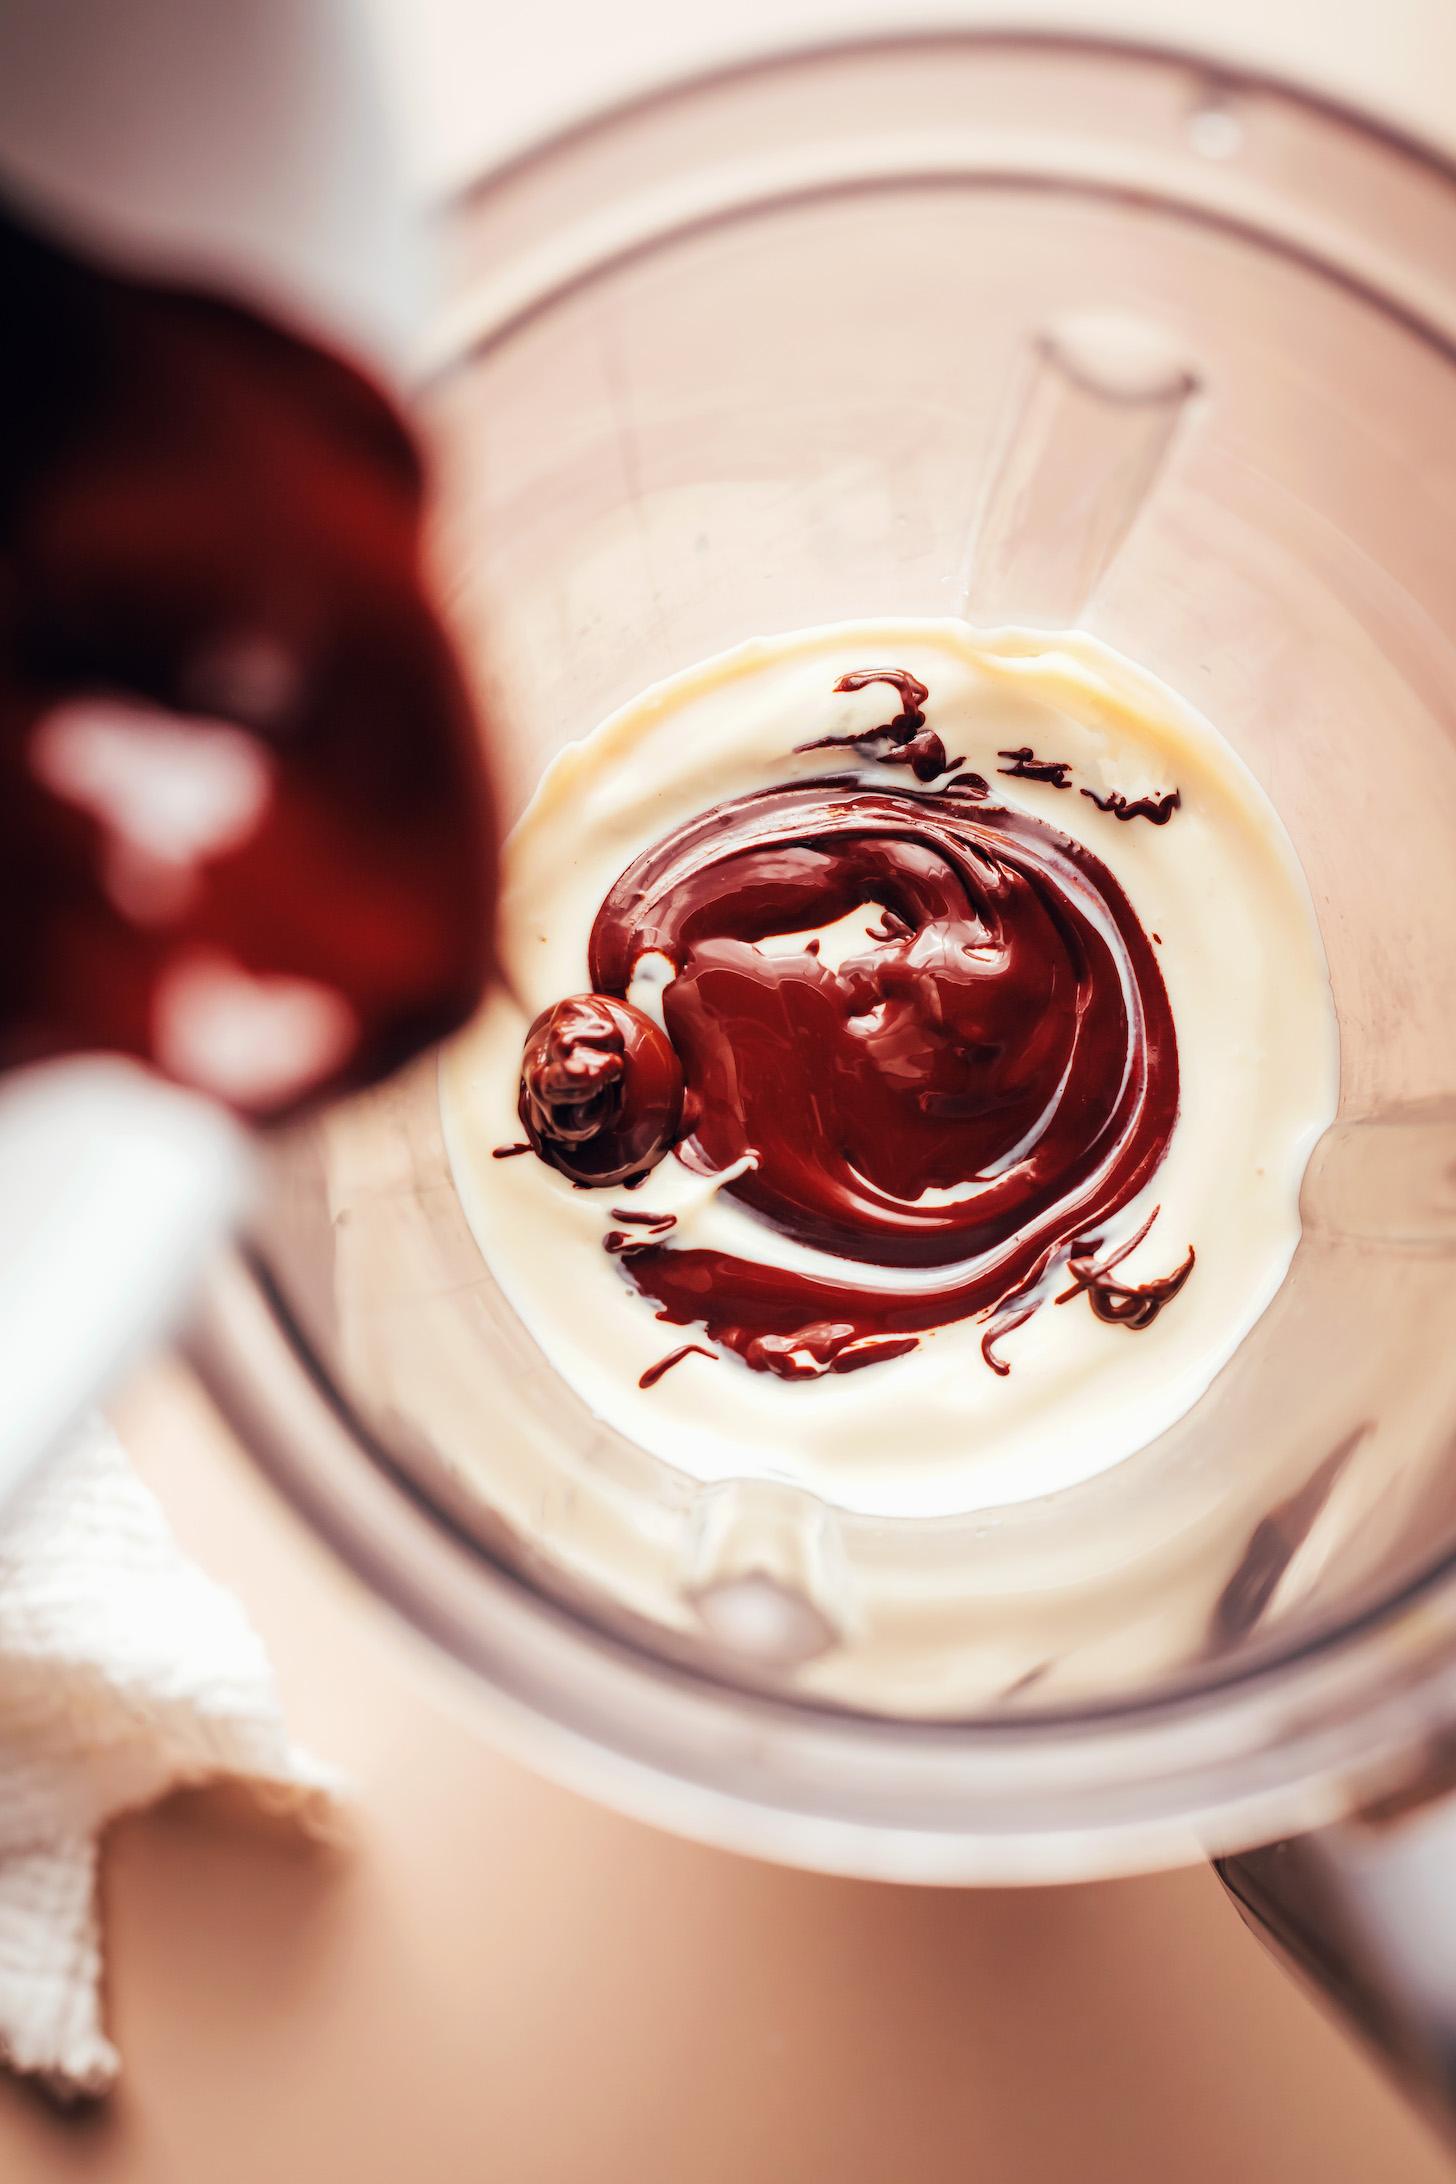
[0,1364,1448,2183]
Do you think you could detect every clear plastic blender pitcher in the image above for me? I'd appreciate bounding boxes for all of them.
[190,35,1456,2121]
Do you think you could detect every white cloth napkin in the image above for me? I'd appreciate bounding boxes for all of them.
[0,1414,333,2099]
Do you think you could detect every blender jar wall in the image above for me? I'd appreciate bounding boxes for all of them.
[200,37,1456,1876]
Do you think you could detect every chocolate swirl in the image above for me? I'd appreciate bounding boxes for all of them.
[575,774,1181,1376]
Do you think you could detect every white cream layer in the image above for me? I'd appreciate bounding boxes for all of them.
[442,622,1338,1519]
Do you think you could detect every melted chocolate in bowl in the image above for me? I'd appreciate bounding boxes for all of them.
[519,993,682,1185]
[444,619,1336,1520]
[583,775,1181,1376]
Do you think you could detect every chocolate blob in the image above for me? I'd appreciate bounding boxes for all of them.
[519,993,682,1185]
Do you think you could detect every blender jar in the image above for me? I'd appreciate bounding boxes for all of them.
[191,30,1456,2108]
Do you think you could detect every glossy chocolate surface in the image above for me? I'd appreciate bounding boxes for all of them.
[519,994,683,1185]
[578,756,1184,1375]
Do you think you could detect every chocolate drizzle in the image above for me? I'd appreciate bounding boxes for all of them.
[997,747,1073,789]
[1056,1207,1195,1329]
[639,1342,717,1389]
[1081,787,1181,826]
[604,1207,677,1254]
[593,795,1180,1372]
[796,668,962,784]
[980,1300,1039,1378]
[518,668,1193,1379]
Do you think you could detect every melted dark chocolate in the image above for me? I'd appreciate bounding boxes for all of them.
[796,668,962,784]
[1081,786,1181,826]
[997,747,1073,789]
[515,661,1195,1378]
[576,758,1182,1374]
[1055,1207,1195,1329]
[639,1342,717,1389]
[519,994,682,1185]
[980,1300,1039,1378]
[832,667,927,727]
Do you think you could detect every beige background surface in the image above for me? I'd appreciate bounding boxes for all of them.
[5,3,1456,2179]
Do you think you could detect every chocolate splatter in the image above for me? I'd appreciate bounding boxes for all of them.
[639,1342,718,1389]
[1081,787,1181,826]
[605,1206,677,1254]
[997,746,1073,789]
[1056,1207,1195,1330]
[583,775,1180,1374]
[795,667,960,784]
